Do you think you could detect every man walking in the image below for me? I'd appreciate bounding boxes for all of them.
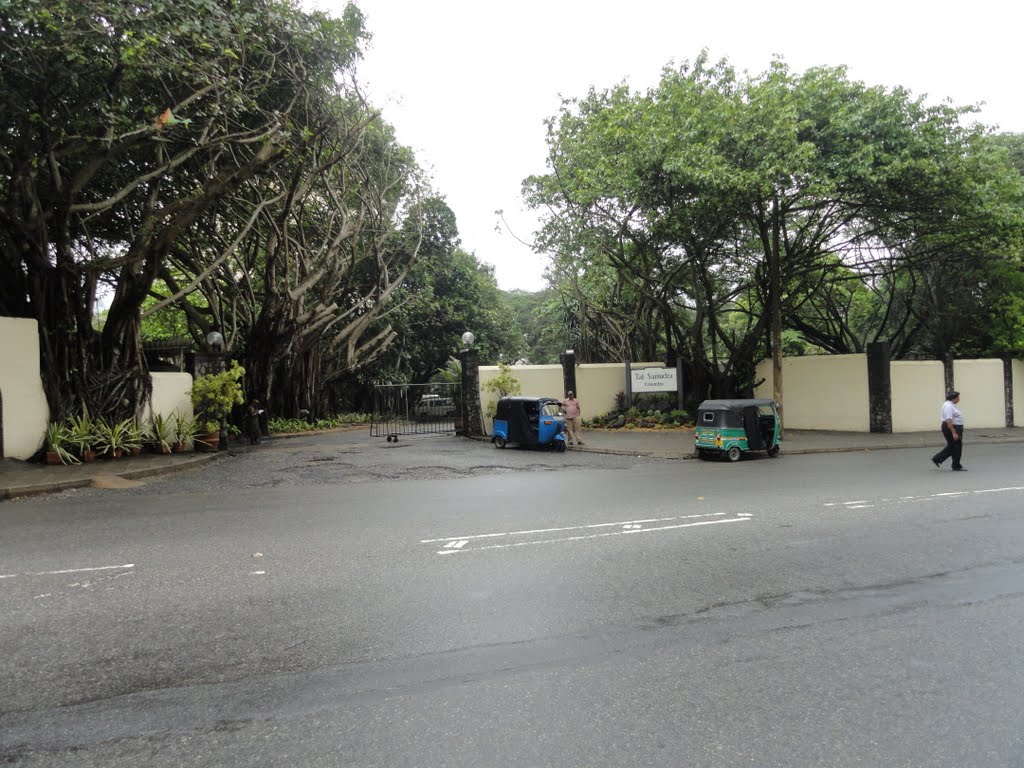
[561,390,583,446]
[932,390,966,471]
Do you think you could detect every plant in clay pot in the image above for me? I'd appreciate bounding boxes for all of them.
[190,361,245,451]
[150,413,175,454]
[45,421,79,465]
[125,419,148,456]
[173,411,200,452]
[95,417,133,458]
[67,409,98,462]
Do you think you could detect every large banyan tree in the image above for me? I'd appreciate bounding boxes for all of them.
[526,54,1024,404]
[1,0,428,419]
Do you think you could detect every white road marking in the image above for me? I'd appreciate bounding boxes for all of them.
[435,517,751,555]
[250,571,267,576]
[444,540,469,549]
[826,486,1024,509]
[0,563,135,581]
[422,512,730,545]
[40,564,134,576]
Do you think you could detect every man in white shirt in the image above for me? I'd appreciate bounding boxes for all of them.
[931,390,965,471]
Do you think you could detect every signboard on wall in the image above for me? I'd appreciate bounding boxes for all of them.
[631,367,677,392]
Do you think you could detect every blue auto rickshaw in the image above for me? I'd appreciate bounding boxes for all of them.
[492,396,567,452]
[694,399,781,462]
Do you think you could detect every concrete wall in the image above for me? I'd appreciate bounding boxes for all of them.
[143,373,194,424]
[754,354,870,431]
[478,361,663,434]
[583,362,665,416]
[0,317,50,459]
[953,358,1006,429]
[891,360,945,432]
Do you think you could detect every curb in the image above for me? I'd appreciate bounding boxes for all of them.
[0,452,225,502]
[566,434,1024,460]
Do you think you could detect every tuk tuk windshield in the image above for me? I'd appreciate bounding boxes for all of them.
[697,399,777,427]
[541,402,562,417]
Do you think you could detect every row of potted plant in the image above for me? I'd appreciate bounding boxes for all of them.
[44,410,210,465]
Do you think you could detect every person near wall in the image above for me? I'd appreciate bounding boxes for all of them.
[245,399,263,445]
[931,390,965,471]
[561,390,583,446]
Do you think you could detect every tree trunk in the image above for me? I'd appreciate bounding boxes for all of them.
[769,195,785,437]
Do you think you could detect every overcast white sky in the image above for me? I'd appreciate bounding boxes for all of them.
[306,0,1024,292]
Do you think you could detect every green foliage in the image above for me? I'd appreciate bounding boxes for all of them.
[66,409,98,454]
[173,412,200,449]
[484,363,522,399]
[500,289,566,363]
[150,413,176,453]
[190,362,245,432]
[524,52,1024,394]
[586,402,693,430]
[140,278,207,342]
[379,205,526,382]
[94,418,136,457]
[267,413,370,434]
[45,422,80,465]
[431,357,462,385]
[483,362,522,419]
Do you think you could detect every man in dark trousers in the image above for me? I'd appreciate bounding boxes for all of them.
[931,390,965,471]
[245,399,263,445]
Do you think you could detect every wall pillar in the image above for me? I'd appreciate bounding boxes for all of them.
[459,348,483,437]
[1004,357,1015,428]
[560,350,577,396]
[867,341,892,434]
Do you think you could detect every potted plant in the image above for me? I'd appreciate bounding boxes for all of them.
[126,419,148,456]
[95,417,133,458]
[45,421,80,465]
[67,409,98,462]
[150,413,175,454]
[190,361,245,451]
[173,411,200,452]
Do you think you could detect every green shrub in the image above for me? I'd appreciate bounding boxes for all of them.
[190,361,245,433]
[45,422,80,465]
[267,413,371,434]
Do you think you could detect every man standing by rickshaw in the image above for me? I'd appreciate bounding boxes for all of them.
[562,390,583,446]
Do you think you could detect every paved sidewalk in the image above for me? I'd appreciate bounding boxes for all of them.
[568,426,1024,460]
[4,426,1024,501]
[0,450,229,501]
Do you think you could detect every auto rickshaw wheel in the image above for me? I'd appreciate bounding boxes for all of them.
[493,436,507,449]
[767,445,780,458]
[726,446,742,462]
[556,441,566,452]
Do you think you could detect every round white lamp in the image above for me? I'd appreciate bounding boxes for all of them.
[206,330,225,351]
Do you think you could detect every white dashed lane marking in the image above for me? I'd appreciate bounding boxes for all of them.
[424,512,753,556]
[825,486,1024,509]
[0,564,134,581]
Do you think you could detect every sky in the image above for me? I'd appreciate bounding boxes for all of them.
[306,0,1024,292]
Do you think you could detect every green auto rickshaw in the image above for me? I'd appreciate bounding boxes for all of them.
[694,399,781,462]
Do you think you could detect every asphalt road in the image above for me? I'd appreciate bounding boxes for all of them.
[2,433,1023,767]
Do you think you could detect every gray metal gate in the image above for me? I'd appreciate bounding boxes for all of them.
[371,383,461,441]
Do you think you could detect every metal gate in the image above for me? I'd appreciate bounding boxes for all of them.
[371,383,461,441]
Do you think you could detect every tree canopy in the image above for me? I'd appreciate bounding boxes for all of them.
[1,0,519,420]
[525,53,1024,403]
